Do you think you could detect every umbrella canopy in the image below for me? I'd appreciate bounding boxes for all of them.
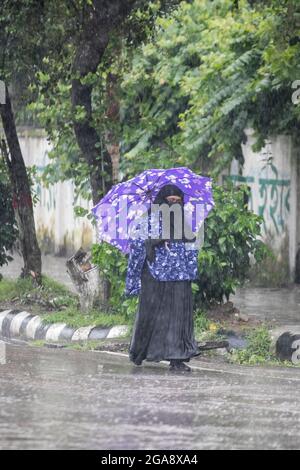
[91,167,214,254]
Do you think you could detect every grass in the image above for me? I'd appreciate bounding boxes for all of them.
[30,336,132,352]
[194,311,300,367]
[0,274,77,308]
[229,325,272,365]
[194,309,223,342]
[65,340,107,351]
[0,277,35,301]
[229,325,279,365]
[0,275,132,330]
[64,339,130,351]
[42,306,130,329]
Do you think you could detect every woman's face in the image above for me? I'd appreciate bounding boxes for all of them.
[165,195,182,204]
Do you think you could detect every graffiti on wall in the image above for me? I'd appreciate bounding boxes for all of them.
[258,163,290,235]
[223,163,291,235]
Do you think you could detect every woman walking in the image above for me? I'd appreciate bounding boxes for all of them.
[125,184,201,372]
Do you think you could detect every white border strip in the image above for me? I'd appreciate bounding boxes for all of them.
[107,325,129,339]
[72,326,94,341]
[45,323,67,342]
[0,310,11,331]
[10,311,32,336]
[25,316,43,339]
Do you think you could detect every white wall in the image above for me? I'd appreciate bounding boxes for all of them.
[2,126,299,275]
[221,128,298,280]
[17,127,95,255]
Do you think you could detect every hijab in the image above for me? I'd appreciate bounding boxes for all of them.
[145,184,195,262]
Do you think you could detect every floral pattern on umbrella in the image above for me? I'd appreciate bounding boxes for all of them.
[91,167,214,254]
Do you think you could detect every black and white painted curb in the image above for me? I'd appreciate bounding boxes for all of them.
[0,309,129,343]
[270,326,300,363]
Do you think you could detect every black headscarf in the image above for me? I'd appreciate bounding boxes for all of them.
[145,184,195,262]
[153,184,184,205]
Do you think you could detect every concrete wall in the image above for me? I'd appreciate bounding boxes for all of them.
[16,127,95,256]
[221,128,299,281]
[2,126,299,278]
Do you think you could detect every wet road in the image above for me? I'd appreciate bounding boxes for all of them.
[0,340,300,450]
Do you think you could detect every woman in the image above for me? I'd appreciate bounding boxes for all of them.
[125,184,201,372]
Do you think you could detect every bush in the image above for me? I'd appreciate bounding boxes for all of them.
[91,242,138,321]
[194,182,268,307]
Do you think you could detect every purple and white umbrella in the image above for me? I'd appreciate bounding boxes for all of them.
[91,167,214,254]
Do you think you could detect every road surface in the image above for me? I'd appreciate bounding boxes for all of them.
[0,340,299,450]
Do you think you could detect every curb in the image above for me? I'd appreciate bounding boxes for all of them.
[0,309,130,343]
[270,326,300,362]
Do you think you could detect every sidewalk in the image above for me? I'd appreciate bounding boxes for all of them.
[0,253,75,292]
[232,285,300,326]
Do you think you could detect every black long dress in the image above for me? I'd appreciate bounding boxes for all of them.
[129,258,201,365]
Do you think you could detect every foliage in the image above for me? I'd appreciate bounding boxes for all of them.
[0,273,131,328]
[193,309,222,341]
[26,1,184,204]
[194,308,210,333]
[0,274,77,310]
[42,308,129,329]
[230,325,273,365]
[8,0,299,214]
[2,0,300,192]
[194,182,269,306]
[120,0,300,178]
[0,162,18,275]
[91,242,138,320]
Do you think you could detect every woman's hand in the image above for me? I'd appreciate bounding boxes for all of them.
[164,241,170,251]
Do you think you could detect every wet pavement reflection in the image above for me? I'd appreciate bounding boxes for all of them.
[0,341,300,450]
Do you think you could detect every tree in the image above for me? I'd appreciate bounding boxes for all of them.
[0,0,44,282]
[0,156,18,278]
[4,0,179,304]
[0,92,41,281]
[71,0,138,205]
[29,1,182,205]
[119,0,300,178]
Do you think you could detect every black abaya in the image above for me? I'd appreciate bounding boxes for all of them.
[129,259,201,365]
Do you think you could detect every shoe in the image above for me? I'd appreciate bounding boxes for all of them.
[129,355,143,366]
[133,359,143,366]
[169,360,191,372]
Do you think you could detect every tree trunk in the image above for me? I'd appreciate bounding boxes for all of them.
[105,71,121,183]
[71,0,136,205]
[71,1,136,305]
[66,248,110,311]
[0,85,42,283]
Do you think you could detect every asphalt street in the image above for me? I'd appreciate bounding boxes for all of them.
[0,340,299,450]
